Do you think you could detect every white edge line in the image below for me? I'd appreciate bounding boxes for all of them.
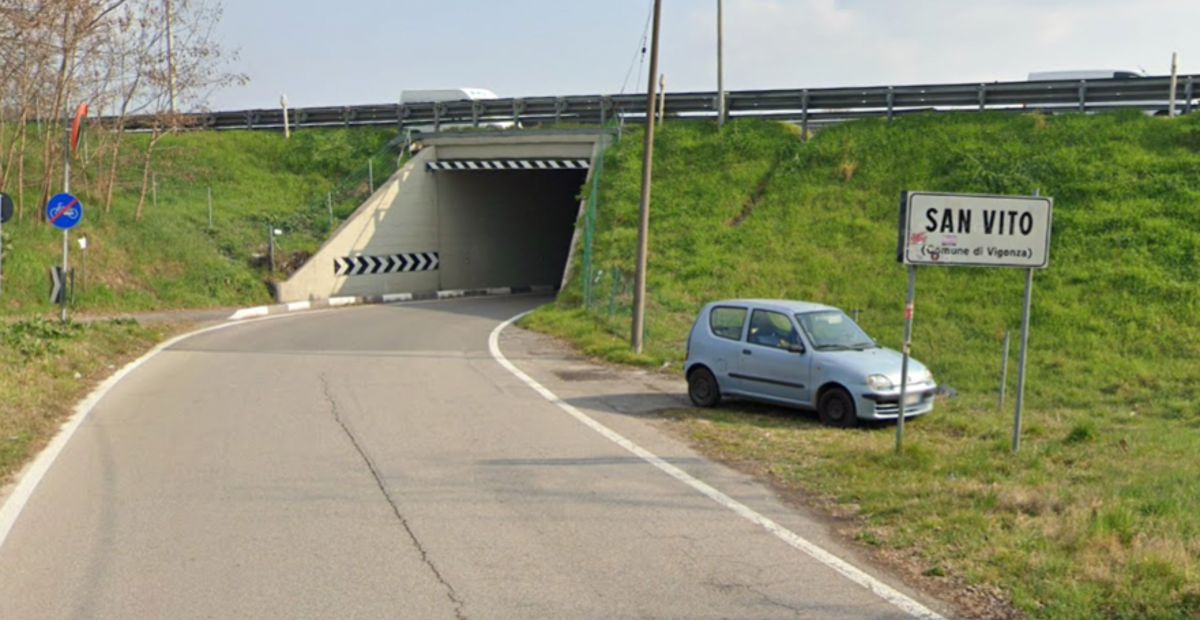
[0,312,303,551]
[487,311,945,620]
[229,306,268,320]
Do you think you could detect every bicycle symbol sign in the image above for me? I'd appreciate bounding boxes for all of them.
[46,193,84,231]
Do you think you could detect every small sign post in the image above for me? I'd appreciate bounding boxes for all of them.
[0,192,12,297]
[898,191,1053,452]
[47,193,84,321]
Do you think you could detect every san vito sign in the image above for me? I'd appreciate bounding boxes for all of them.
[899,192,1053,269]
[892,190,1054,455]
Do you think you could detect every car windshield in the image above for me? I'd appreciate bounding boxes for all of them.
[795,311,877,351]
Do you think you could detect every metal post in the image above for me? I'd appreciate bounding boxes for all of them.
[978,83,986,111]
[165,0,178,114]
[1077,80,1087,113]
[800,90,809,141]
[657,74,666,125]
[207,186,213,229]
[327,192,334,229]
[1169,52,1179,117]
[999,330,1011,409]
[268,225,275,274]
[62,122,70,322]
[717,0,725,128]
[1012,189,1040,452]
[886,86,895,122]
[632,0,663,354]
[1012,269,1034,452]
[281,94,291,138]
[1186,77,1195,115]
[896,266,916,452]
[61,231,69,321]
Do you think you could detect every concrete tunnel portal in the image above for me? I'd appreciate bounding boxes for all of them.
[277,131,607,303]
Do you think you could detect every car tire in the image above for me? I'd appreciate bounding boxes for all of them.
[687,367,721,408]
[818,387,857,428]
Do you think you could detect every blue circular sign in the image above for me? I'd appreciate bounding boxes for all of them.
[46,193,84,230]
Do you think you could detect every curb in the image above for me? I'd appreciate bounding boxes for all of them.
[228,285,558,321]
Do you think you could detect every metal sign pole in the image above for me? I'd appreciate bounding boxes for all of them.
[896,265,916,452]
[1012,268,1034,452]
[1011,188,1042,452]
[0,207,4,297]
[62,123,71,323]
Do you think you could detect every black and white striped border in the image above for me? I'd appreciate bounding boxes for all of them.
[427,159,590,172]
[334,252,440,277]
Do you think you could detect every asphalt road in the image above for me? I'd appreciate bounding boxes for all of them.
[0,296,945,619]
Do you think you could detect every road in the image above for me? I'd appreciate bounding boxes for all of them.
[0,296,945,619]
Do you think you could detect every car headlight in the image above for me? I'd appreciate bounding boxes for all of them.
[866,374,894,391]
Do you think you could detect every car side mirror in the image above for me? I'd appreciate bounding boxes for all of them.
[787,344,806,354]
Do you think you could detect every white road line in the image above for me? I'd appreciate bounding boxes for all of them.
[0,312,315,553]
[488,311,945,620]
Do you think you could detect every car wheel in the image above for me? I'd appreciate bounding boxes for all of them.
[687,368,721,408]
[818,388,857,428]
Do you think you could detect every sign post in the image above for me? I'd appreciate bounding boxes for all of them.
[46,193,84,321]
[898,191,1053,452]
[0,192,12,297]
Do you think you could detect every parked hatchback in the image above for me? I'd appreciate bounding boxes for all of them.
[684,300,936,427]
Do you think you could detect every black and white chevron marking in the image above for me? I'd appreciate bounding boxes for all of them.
[334,252,440,277]
[426,159,590,172]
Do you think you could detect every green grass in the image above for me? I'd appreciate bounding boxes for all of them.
[527,112,1200,618]
[0,126,397,315]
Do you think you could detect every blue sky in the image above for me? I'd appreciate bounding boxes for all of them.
[209,0,1200,110]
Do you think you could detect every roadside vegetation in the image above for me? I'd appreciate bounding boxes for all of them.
[526,112,1200,618]
[0,127,397,315]
[0,318,172,483]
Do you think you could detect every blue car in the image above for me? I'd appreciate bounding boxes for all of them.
[684,299,937,427]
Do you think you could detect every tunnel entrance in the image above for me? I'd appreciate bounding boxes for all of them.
[277,131,607,303]
[432,168,586,291]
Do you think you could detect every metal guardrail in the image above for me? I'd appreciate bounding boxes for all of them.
[117,74,1199,132]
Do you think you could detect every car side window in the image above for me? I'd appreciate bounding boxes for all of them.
[709,307,748,341]
[748,310,801,350]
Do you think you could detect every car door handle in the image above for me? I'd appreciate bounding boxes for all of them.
[742,349,752,355]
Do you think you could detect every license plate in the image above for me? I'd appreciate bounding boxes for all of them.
[903,393,921,406]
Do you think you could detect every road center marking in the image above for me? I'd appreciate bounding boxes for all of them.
[489,311,944,620]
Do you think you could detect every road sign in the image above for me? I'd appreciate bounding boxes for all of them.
[0,192,12,224]
[898,192,1052,269]
[46,193,84,230]
[50,266,65,304]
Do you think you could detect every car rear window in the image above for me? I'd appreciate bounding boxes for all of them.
[709,307,747,341]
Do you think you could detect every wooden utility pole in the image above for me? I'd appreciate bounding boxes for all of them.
[631,0,663,353]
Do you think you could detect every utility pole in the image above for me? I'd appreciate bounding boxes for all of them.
[165,0,178,114]
[631,0,663,354]
[717,0,726,128]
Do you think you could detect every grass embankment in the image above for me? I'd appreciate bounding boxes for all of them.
[0,127,395,315]
[526,113,1200,618]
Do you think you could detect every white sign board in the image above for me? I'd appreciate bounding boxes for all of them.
[899,192,1053,268]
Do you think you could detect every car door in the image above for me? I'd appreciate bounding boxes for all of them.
[699,305,750,394]
[734,308,812,405]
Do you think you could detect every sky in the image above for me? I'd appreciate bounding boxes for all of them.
[207,0,1200,111]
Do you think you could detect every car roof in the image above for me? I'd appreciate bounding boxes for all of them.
[706,299,840,314]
